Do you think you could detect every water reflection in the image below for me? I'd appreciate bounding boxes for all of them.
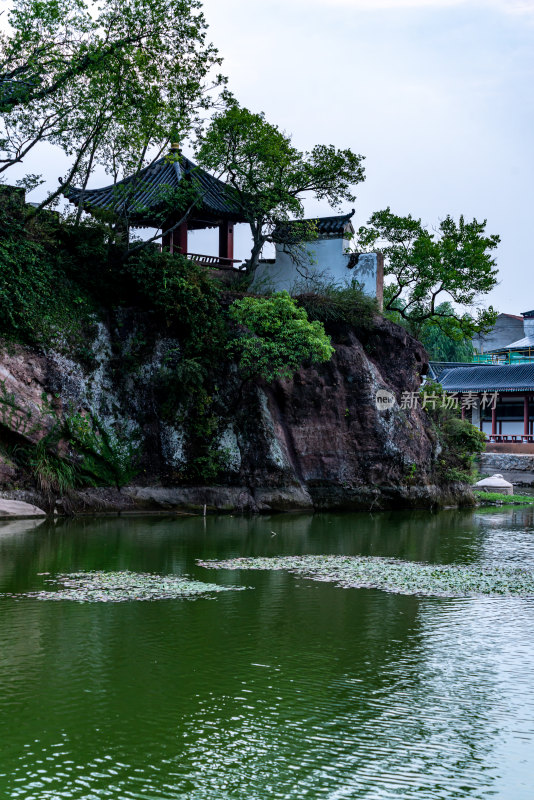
[0,508,533,798]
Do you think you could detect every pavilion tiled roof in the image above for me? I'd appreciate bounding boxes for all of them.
[440,364,534,393]
[64,152,245,227]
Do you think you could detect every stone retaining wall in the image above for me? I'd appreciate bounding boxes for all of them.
[479,452,534,486]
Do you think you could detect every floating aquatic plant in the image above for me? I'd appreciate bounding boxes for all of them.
[5,571,245,603]
[197,555,534,598]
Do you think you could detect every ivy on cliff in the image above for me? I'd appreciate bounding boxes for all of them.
[0,194,337,486]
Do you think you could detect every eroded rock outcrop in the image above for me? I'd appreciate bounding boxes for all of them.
[0,314,472,514]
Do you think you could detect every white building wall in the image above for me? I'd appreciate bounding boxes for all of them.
[524,317,534,338]
[482,420,524,435]
[473,314,525,353]
[251,237,383,305]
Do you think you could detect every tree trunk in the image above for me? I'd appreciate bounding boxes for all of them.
[247,223,265,274]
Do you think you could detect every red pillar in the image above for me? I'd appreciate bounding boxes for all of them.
[219,221,234,264]
[491,404,497,436]
[524,394,529,437]
[174,222,188,255]
[163,221,188,255]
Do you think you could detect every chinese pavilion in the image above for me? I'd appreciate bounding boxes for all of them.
[64,145,248,268]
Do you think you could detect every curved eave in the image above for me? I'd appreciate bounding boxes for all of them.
[63,154,246,225]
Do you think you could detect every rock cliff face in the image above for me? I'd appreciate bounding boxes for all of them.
[0,314,471,514]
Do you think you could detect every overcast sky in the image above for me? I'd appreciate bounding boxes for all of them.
[5,0,534,313]
[201,0,534,313]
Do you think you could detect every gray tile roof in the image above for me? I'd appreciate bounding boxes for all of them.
[312,210,356,235]
[428,361,483,381]
[499,335,534,350]
[440,364,534,393]
[273,210,355,241]
[64,152,245,227]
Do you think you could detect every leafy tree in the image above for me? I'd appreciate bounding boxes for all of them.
[196,103,365,271]
[228,292,334,382]
[0,0,226,213]
[387,300,475,361]
[419,304,475,362]
[357,208,499,338]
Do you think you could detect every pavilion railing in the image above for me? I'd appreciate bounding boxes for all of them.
[185,253,244,271]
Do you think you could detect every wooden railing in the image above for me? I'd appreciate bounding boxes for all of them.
[486,434,534,443]
[186,253,244,271]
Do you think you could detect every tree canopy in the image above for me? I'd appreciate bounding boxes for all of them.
[357,208,499,339]
[196,103,365,270]
[418,304,475,362]
[228,292,334,381]
[0,0,226,212]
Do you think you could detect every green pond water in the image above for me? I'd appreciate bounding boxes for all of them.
[1,507,534,799]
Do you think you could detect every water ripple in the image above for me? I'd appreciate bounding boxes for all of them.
[1,509,534,798]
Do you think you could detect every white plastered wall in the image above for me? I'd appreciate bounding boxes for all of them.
[251,236,382,304]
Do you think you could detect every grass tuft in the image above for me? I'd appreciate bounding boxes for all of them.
[474,491,534,506]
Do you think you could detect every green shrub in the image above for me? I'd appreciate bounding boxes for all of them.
[295,279,377,330]
[125,249,226,360]
[157,355,208,421]
[186,449,231,482]
[9,424,91,496]
[420,382,486,482]
[228,291,334,382]
[25,437,81,495]
[0,191,106,349]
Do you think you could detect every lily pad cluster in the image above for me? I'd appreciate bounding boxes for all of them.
[8,571,245,603]
[198,555,534,598]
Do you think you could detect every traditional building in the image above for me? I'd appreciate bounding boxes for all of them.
[440,364,534,442]
[251,211,384,305]
[65,149,384,303]
[64,146,248,268]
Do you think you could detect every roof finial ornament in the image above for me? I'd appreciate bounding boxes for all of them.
[170,141,180,152]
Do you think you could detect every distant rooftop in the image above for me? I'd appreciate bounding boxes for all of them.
[440,364,534,393]
[500,335,534,351]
